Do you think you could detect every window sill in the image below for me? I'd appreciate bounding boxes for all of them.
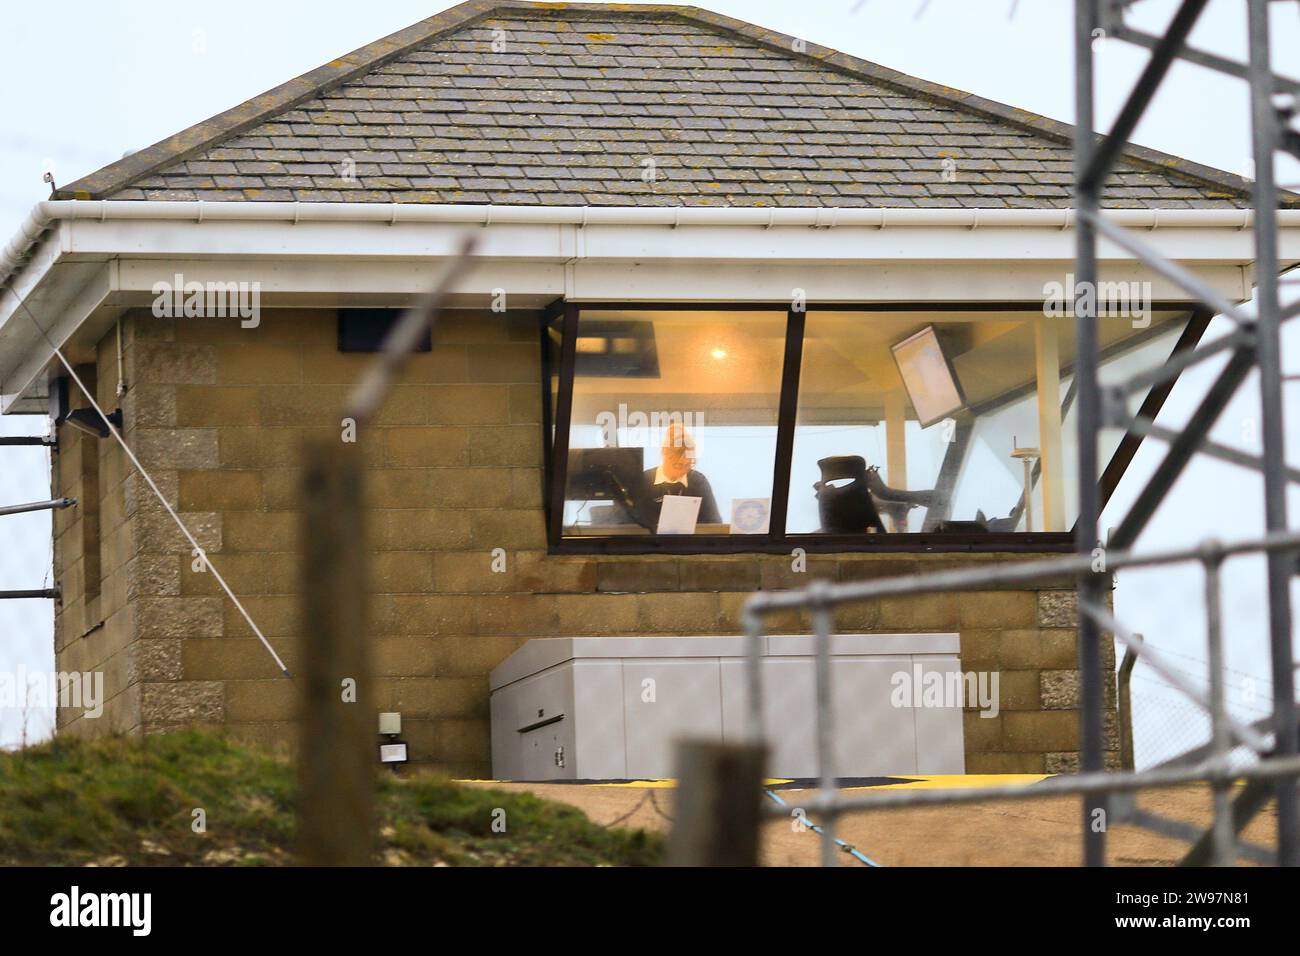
[550,532,1076,556]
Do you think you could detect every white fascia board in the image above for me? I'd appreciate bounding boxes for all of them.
[51,211,1276,306]
[6,201,1296,272]
[560,261,1251,304]
[103,257,1249,307]
[54,214,1290,266]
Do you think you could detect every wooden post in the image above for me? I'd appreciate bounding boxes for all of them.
[297,439,374,866]
[668,739,766,866]
[1117,632,1142,772]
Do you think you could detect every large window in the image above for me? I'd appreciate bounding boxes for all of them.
[545,304,1202,551]
[557,309,787,537]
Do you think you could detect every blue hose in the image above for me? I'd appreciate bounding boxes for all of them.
[764,789,882,867]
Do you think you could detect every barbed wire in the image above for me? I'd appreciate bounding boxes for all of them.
[1136,638,1275,689]
[850,0,1023,21]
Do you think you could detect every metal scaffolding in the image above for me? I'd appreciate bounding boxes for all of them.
[740,0,1300,867]
[0,435,63,602]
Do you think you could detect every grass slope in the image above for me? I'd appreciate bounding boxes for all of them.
[0,730,661,866]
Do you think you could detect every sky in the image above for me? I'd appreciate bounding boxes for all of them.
[1,0,1299,762]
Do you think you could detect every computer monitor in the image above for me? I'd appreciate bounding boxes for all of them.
[565,447,645,501]
[890,325,966,428]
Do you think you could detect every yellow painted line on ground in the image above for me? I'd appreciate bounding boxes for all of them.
[458,775,1050,790]
[588,778,799,789]
[839,774,1051,791]
[593,779,675,788]
[455,778,797,788]
[453,778,677,787]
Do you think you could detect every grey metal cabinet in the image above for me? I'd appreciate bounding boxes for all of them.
[489,634,965,781]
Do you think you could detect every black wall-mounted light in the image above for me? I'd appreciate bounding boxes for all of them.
[64,408,123,439]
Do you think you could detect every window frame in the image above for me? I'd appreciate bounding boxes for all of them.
[543,301,1210,555]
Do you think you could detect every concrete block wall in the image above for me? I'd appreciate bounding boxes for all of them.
[52,334,143,736]
[52,306,1118,776]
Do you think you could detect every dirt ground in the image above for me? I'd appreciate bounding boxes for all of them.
[463,777,1277,866]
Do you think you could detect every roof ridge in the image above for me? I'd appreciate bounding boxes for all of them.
[55,1,1279,205]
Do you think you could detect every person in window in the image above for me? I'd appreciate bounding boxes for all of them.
[634,423,722,529]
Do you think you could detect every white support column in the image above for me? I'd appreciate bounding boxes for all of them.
[1035,316,1066,531]
[885,390,908,490]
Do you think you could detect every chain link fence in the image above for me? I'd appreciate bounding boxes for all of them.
[1127,639,1275,771]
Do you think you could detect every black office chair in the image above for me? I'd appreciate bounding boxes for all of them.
[813,456,887,533]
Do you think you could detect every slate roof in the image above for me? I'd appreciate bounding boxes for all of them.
[59,1,1279,209]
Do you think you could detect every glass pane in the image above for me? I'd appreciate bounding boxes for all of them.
[562,309,786,536]
[1063,316,1194,523]
[788,310,1193,535]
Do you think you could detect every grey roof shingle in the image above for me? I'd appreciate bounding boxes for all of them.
[59,1,1278,209]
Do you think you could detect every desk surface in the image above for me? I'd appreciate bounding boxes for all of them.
[565,523,733,536]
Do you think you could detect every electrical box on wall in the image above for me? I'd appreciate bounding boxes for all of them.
[489,634,965,781]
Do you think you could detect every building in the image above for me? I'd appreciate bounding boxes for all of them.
[2,1,1295,776]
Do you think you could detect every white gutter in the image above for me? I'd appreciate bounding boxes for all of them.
[0,203,61,293]
[4,200,1296,295]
